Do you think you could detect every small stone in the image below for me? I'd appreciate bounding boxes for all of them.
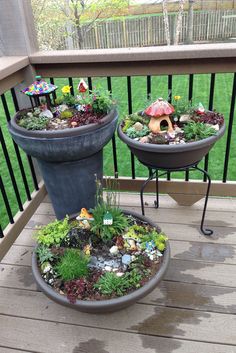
[127,239,137,251]
[139,136,150,144]
[131,255,136,262]
[207,123,219,131]
[180,114,191,122]
[122,254,132,266]
[39,109,53,119]
[156,250,163,257]
[59,104,69,112]
[109,245,119,255]
[41,262,51,274]
[116,272,124,277]
[133,122,143,131]
[104,266,112,272]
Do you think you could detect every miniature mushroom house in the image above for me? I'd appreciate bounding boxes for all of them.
[144,98,175,134]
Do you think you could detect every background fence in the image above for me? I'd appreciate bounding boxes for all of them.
[38,9,236,50]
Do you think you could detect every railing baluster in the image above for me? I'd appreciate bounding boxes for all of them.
[223,72,236,183]
[147,75,151,100]
[203,73,216,181]
[2,92,32,201]
[0,127,23,211]
[10,89,39,191]
[107,76,118,178]
[88,77,93,91]
[127,76,135,179]
[185,73,194,181]
[167,75,172,181]
[0,173,14,224]
[0,223,4,238]
[68,77,74,96]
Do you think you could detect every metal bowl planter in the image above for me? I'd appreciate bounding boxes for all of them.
[31,210,170,313]
[8,109,118,219]
[117,121,226,170]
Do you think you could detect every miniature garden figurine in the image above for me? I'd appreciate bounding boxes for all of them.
[22,75,57,109]
[78,79,88,93]
[145,97,175,134]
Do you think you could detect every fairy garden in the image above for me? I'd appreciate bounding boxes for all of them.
[16,76,114,131]
[34,180,168,304]
[121,96,225,145]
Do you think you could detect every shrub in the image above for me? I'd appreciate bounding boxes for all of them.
[94,269,142,296]
[60,110,74,119]
[140,230,168,252]
[126,125,150,138]
[35,245,54,264]
[90,203,129,242]
[35,217,72,247]
[18,116,49,130]
[56,249,90,281]
[183,121,216,142]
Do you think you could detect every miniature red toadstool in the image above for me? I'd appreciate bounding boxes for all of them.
[144,98,175,134]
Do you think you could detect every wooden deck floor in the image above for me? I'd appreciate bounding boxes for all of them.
[1,193,236,353]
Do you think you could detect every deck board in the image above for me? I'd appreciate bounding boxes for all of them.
[1,193,236,352]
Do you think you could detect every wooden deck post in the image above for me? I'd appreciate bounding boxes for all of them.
[0,0,38,56]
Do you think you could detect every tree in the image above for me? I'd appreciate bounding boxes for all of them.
[54,0,129,49]
[174,0,186,45]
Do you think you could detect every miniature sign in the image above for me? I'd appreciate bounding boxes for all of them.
[103,211,113,225]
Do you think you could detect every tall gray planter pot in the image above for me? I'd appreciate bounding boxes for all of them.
[8,109,118,219]
[117,121,225,169]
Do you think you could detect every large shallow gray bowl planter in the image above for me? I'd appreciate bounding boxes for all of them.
[117,121,226,169]
[32,210,170,313]
[9,109,118,219]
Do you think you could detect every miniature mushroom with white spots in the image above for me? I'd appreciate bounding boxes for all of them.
[144,98,175,134]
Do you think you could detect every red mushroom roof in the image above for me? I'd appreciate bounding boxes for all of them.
[144,98,175,117]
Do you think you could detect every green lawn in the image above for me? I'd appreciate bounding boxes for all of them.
[0,73,235,230]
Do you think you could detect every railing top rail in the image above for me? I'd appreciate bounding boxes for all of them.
[0,57,29,81]
[29,43,236,64]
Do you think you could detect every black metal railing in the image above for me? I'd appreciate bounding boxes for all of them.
[0,89,39,238]
[0,70,235,238]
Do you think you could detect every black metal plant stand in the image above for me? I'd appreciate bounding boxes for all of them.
[140,163,213,236]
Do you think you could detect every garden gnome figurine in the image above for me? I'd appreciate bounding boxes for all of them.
[145,98,175,134]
